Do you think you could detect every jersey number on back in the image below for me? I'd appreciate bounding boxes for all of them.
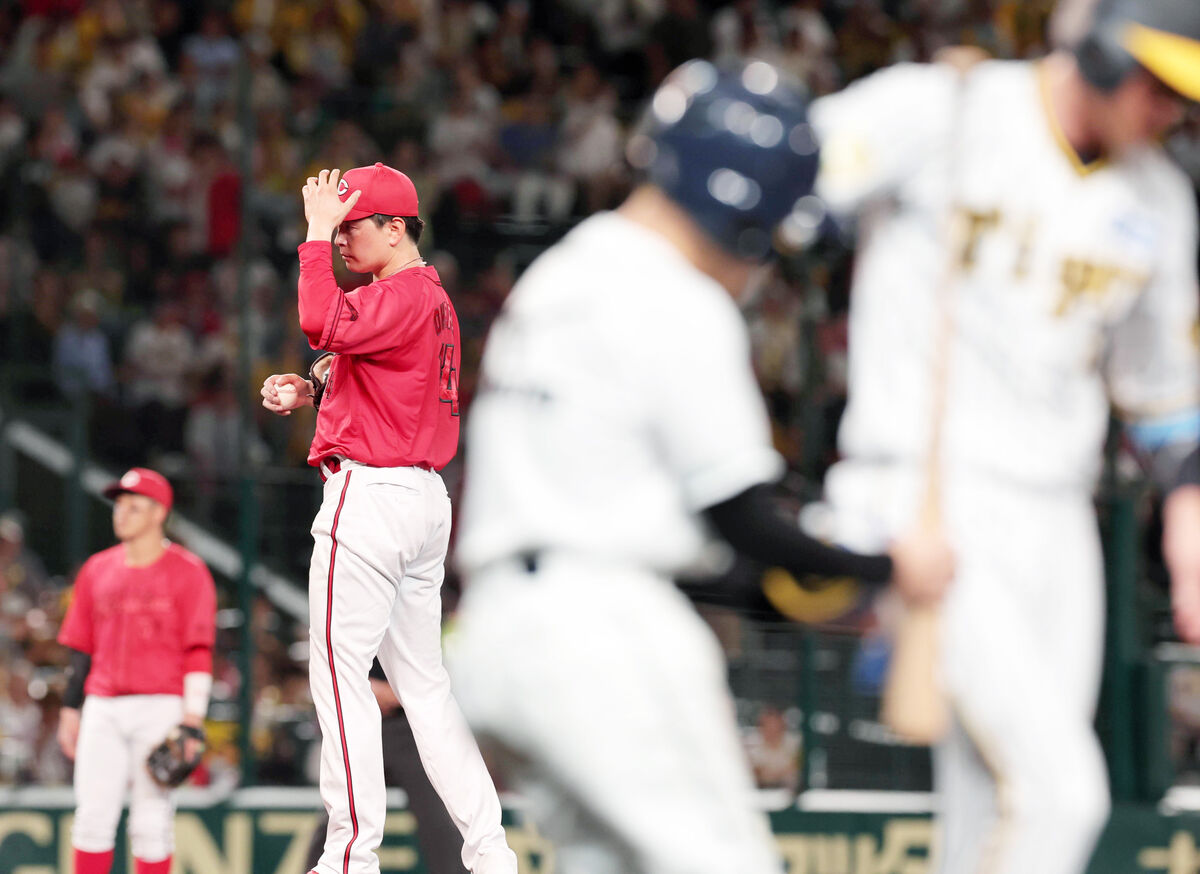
[439,342,460,416]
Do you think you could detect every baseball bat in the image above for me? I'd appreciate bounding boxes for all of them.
[879,48,985,744]
[880,485,950,743]
[878,262,955,742]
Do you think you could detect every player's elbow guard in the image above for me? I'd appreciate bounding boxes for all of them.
[1127,413,1200,493]
[1174,445,1200,491]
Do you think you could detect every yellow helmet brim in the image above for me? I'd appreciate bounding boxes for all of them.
[1124,21,1200,102]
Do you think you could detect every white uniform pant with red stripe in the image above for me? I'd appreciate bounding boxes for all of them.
[72,694,183,861]
[308,461,516,874]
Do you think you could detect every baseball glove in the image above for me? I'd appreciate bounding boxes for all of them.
[309,352,336,410]
[146,724,206,788]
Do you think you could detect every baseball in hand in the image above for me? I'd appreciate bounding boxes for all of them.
[276,383,300,408]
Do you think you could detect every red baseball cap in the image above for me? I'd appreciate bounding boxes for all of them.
[337,163,419,222]
[103,467,174,511]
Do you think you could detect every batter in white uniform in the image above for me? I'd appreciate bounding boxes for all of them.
[448,60,954,874]
[810,1,1200,872]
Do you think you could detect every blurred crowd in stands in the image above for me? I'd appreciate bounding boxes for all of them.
[0,0,1066,475]
[6,0,1195,791]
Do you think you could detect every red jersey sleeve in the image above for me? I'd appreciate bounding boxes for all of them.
[179,557,218,656]
[58,560,96,654]
[296,242,423,354]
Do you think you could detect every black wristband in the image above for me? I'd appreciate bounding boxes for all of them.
[63,649,91,709]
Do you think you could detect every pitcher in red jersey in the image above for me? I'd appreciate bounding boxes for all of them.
[261,165,515,874]
[57,467,216,874]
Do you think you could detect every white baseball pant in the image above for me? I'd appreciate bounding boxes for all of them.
[308,461,515,874]
[72,694,183,861]
[825,461,1110,874]
[447,557,782,874]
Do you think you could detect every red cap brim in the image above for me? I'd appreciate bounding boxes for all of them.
[342,200,374,222]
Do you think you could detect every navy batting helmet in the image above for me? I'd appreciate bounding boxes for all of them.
[1075,0,1200,100]
[627,59,826,262]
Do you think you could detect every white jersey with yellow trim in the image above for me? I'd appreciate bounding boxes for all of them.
[811,59,1200,489]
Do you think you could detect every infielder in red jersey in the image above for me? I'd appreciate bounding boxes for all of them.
[56,467,216,874]
[262,165,516,874]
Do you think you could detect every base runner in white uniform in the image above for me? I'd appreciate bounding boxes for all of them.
[809,2,1200,872]
[447,60,954,874]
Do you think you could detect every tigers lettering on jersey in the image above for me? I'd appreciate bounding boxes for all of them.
[1056,258,1148,315]
[950,204,1150,316]
[811,59,1200,488]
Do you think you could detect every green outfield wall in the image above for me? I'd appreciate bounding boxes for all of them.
[1,798,1197,874]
